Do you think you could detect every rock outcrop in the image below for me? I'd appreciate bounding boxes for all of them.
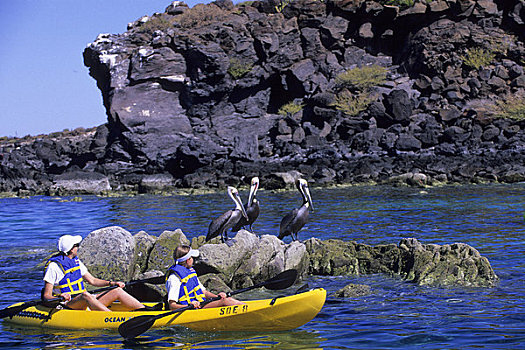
[306,236,498,287]
[79,226,137,281]
[2,0,525,195]
[77,226,498,299]
[196,231,309,289]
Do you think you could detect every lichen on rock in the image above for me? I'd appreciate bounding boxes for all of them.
[78,226,498,293]
[78,226,136,281]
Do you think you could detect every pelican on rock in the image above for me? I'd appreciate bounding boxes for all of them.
[232,177,260,233]
[278,178,314,242]
[207,186,248,245]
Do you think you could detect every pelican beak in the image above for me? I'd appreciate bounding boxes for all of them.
[238,195,249,220]
[232,188,249,220]
[248,177,259,205]
[301,180,314,213]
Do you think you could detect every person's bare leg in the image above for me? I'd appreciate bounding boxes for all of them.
[202,297,245,309]
[96,288,144,310]
[66,291,111,311]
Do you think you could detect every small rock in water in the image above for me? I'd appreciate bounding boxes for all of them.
[332,283,371,298]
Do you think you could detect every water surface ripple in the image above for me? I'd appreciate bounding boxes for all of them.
[0,184,523,349]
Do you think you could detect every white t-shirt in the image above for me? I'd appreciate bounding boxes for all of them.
[166,274,206,302]
[43,260,88,295]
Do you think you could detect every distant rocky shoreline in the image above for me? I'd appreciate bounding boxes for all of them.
[76,226,498,301]
[2,0,525,196]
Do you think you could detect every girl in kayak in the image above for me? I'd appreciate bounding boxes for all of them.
[166,245,244,310]
[42,234,156,312]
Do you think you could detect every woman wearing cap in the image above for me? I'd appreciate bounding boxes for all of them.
[166,245,244,310]
[42,234,151,311]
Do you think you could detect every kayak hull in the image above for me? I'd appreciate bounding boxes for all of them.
[3,288,326,332]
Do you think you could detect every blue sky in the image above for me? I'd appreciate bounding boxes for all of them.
[0,0,212,137]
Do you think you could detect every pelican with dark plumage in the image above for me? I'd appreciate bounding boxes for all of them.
[278,178,314,242]
[207,186,248,245]
[232,177,260,233]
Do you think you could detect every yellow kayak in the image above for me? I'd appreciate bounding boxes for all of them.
[3,288,326,332]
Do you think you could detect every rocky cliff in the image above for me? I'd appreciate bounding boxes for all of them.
[1,0,525,195]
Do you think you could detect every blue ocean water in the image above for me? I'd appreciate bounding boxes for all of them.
[0,183,524,349]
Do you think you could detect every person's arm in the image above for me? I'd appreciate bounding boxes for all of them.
[82,271,123,288]
[42,281,71,302]
[167,275,194,310]
[43,262,71,301]
[204,290,229,299]
[204,290,217,299]
[169,300,194,309]
[79,261,124,288]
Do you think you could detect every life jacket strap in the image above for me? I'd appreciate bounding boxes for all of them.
[63,265,81,275]
[179,284,205,303]
[58,278,86,295]
[180,272,197,284]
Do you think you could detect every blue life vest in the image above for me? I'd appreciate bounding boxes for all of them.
[166,264,205,305]
[45,254,86,295]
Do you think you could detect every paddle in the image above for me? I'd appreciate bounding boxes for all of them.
[0,275,165,319]
[0,296,63,319]
[118,269,298,340]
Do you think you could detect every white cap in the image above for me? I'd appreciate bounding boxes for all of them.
[176,249,199,264]
[58,235,82,253]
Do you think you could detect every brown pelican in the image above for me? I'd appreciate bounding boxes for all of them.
[207,186,249,244]
[278,179,314,242]
[232,177,260,233]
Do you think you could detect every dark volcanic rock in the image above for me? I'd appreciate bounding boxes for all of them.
[1,0,525,194]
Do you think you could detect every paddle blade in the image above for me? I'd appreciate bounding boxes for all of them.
[262,269,298,290]
[119,305,194,339]
[118,315,156,339]
[0,302,34,319]
[0,296,63,319]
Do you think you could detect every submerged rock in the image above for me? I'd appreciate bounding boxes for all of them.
[332,284,372,298]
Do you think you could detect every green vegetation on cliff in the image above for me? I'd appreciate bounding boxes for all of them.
[493,93,525,121]
[278,101,305,116]
[228,58,254,79]
[461,47,496,70]
[332,65,387,116]
[335,65,388,91]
